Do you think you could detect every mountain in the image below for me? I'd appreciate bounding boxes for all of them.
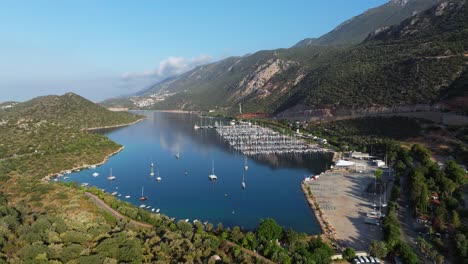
[278,0,468,114]
[102,0,468,116]
[293,0,440,47]
[1,92,142,129]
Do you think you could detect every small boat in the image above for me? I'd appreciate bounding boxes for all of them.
[208,160,217,181]
[156,167,161,181]
[194,124,200,130]
[146,205,151,209]
[184,219,189,223]
[53,178,58,182]
[139,186,148,201]
[175,153,180,159]
[65,170,72,174]
[89,165,96,169]
[81,183,89,187]
[125,195,131,199]
[150,166,154,177]
[184,170,188,175]
[241,172,246,190]
[156,208,160,213]
[139,204,146,208]
[92,172,99,177]
[118,194,121,197]
[151,208,155,212]
[244,156,248,171]
[64,176,69,179]
[111,191,118,196]
[107,168,116,181]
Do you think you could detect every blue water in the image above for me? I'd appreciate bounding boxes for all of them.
[62,111,331,234]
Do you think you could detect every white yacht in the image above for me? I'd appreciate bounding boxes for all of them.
[107,168,116,181]
[208,160,217,181]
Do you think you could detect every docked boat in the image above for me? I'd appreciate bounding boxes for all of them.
[89,165,96,169]
[63,176,69,179]
[194,124,200,130]
[151,208,155,212]
[92,172,99,177]
[139,186,148,201]
[139,204,146,208]
[125,195,131,199]
[107,168,116,181]
[208,160,217,181]
[156,208,160,213]
[111,191,118,196]
[81,183,89,187]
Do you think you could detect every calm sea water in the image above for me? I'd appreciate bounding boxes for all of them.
[62,111,331,234]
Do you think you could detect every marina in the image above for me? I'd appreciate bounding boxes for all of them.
[215,122,329,156]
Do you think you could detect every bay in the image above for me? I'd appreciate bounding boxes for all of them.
[63,111,332,234]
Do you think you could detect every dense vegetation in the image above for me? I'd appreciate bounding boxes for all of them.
[0,92,143,130]
[305,116,423,151]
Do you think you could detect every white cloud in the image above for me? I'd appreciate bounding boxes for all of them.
[122,54,213,81]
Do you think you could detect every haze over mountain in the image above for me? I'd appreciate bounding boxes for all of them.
[103,0,467,116]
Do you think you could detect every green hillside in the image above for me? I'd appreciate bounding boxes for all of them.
[279,0,468,112]
[1,92,143,129]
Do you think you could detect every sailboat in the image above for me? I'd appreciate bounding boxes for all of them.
[208,160,217,181]
[241,172,246,190]
[139,186,148,201]
[156,167,162,181]
[150,158,154,168]
[107,168,116,181]
[244,156,249,171]
[175,147,180,159]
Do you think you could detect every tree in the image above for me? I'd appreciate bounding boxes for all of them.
[342,247,356,261]
[452,210,461,229]
[445,160,466,185]
[369,240,388,259]
[256,219,284,242]
[374,169,383,182]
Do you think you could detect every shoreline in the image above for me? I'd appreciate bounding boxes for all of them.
[82,118,146,131]
[42,145,125,182]
[301,182,341,250]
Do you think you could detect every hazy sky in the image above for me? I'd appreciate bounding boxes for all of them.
[0,0,387,102]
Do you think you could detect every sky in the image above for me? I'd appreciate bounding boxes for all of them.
[0,0,388,102]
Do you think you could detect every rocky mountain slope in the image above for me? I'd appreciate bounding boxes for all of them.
[293,0,440,47]
[102,0,467,116]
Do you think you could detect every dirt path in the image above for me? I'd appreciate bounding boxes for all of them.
[85,192,153,229]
